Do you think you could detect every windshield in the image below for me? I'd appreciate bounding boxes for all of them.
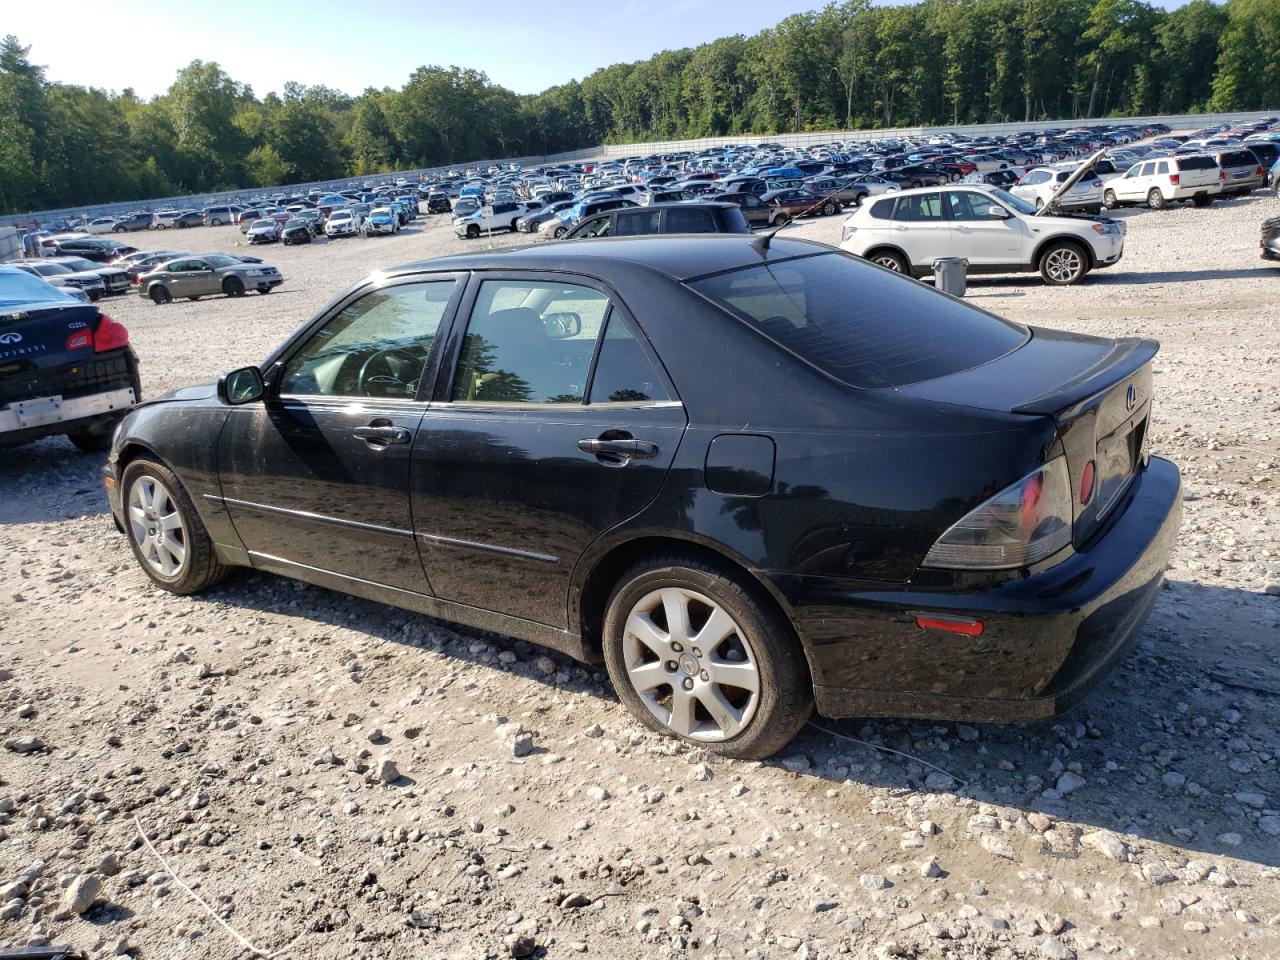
[689,252,1027,389]
[60,258,99,271]
[204,254,238,268]
[988,187,1037,215]
[34,263,71,275]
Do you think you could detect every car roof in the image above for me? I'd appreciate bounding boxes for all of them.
[390,235,829,283]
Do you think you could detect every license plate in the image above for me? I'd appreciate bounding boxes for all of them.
[15,395,64,427]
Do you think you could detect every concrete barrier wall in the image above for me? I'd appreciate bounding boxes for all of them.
[2,109,1271,231]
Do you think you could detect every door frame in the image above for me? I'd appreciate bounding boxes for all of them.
[423,268,680,407]
[259,270,470,403]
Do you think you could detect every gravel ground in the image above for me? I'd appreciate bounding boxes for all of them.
[2,190,1279,960]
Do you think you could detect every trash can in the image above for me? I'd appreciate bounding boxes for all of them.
[932,257,968,297]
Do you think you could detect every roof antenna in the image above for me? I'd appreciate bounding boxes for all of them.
[750,222,784,256]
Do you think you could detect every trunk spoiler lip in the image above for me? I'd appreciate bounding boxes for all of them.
[1012,335,1159,416]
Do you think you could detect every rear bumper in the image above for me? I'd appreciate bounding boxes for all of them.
[0,347,139,448]
[795,456,1181,723]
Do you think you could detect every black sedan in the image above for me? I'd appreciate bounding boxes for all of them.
[104,237,1181,759]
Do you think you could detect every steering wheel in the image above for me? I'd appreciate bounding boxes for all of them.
[356,347,422,397]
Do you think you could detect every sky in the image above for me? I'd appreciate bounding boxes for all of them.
[8,0,1193,101]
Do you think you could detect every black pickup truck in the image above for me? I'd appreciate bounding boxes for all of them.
[0,266,140,452]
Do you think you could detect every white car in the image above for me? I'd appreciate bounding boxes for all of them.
[325,210,360,238]
[1011,164,1104,213]
[82,217,121,235]
[839,185,1124,286]
[1102,155,1222,209]
[845,173,902,196]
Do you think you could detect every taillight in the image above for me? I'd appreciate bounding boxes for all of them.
[1079,460,1096,505]
[1219,170,1227,181]
[1257,166,1265,176]
[66,330,92,351]
[923,457,1073,570]
[1169,173,1180,185]
[92,314,129,352]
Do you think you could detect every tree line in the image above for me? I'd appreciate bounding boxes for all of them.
[1,0,1277,215]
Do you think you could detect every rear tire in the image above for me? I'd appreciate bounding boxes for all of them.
[1147,188,1166,210]
[1103,189,1118,208]
[223,277,245,297]
[1038,240,1089,285]
[821,202,836,216]
[121,457,228,595]
[867,249,909,274]
[601,555,812,760]
[150,285,172,305]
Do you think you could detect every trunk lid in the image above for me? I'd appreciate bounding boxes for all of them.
[0,300,101,373]
[895,326,1155,546]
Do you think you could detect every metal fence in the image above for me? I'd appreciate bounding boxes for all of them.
[2,109,1272,230]
[591,109,1279,157]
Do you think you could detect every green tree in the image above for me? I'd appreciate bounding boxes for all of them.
[246,144,292,186]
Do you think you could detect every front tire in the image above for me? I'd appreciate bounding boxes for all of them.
[121,458,228,595]
[1038,241,1089,285]
[223,277,245,297]
[1103,189,1118,208]
[601,556,812,760]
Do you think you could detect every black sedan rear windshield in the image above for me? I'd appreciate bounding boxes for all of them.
[689,253,1027,388]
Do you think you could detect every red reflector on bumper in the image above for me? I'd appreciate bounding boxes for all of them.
[915,614,984,637]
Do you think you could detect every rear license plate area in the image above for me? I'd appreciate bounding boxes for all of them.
[15,395,64,427]
[1094,416,1145,519]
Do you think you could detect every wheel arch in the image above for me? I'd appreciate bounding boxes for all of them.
[859,245,914,273]
[572,532,817,681]
[1032,233,1096,270]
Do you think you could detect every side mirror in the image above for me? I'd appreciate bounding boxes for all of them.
[987,205,1011,219]
[218,366,265,405]
[543,313,582,339]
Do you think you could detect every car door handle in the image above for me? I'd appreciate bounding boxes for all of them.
[578,438,659,460]
[354,424,412,445]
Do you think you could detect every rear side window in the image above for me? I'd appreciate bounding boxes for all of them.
[615,211,661,236]
[689,253,1027,389]
[893,194,944,221]
[665,207,716,232]
[588,314,670,404]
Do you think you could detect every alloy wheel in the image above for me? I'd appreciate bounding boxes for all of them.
[621,587,761,742]
[1043,247,1083,283]
[128,475,188,577]
[872,253,903,272]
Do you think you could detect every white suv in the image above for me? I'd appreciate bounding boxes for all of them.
[840,186,1125,286]
[1102,155,1221,209]
[1011,164,1104,213]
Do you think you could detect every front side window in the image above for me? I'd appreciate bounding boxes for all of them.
[944,191,991,221]
[280,281,455,399]
[450,280,611,404]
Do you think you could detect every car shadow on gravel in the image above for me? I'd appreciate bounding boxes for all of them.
[1089,267,1273,285]
[192,569,1280,870]
[0,438,111,524]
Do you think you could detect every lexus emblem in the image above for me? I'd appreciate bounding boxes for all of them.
[0,332,22,344]
[1124,384,1137,412]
